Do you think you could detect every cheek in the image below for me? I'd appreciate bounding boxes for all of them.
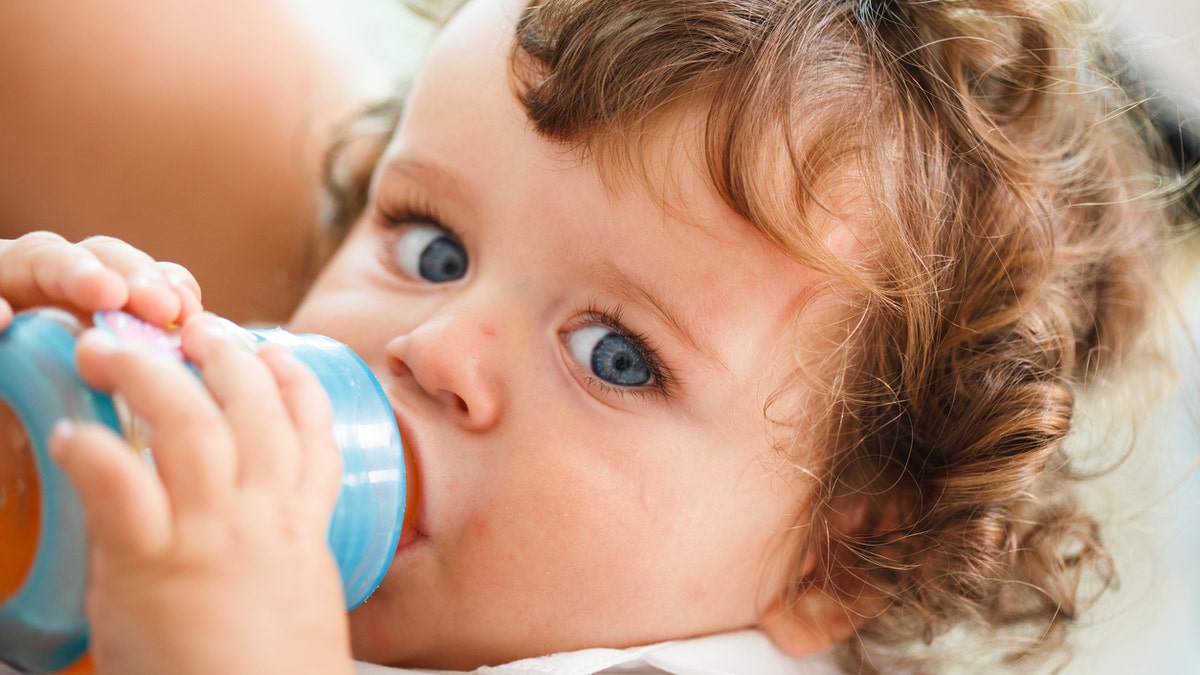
[457,449,650,561]
[462,427,792,616]
[440,432,684,599]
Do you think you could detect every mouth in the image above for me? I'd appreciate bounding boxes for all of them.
[393,411,427,554]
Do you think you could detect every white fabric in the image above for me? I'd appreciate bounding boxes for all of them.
[0,631,835,675]
[354,630,841,675]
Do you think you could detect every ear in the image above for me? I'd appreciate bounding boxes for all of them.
[758,492,912,656]
[757,585,866,656]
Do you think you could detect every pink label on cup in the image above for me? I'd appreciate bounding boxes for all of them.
[92,311,184,360]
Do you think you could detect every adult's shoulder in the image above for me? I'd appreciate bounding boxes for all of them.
[0,0,358,323]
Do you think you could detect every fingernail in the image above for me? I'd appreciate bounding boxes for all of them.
[193,313,234,337]
[257,341,297,363]
[67,258,106,283]
[192,313,258,351]
[70,258,104,275]
[162,266,184,286]
[78,326,123,354]
[48,418,76,457]
[126,271,155,289]
[51,418,75,438]
[160,264,197,293]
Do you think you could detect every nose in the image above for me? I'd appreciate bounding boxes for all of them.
[385,313,502,432]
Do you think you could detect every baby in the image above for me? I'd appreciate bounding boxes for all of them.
[0,0,1182,673]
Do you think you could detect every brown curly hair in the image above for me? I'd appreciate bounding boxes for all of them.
[324,0,1185,671]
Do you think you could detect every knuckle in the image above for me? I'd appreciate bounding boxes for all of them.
[156,260,193,277]
[79,234,122,249]
[21,230,68,246]
[80,236,153,266]
[9,231,68,258]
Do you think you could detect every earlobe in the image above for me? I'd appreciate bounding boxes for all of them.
[761,482,918,655]
[760,489,913,656]
[757,510,887,657]
[757,589,864,656]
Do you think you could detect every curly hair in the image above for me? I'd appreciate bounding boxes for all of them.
[324,0,1185,671]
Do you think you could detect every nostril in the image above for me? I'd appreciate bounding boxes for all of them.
[387,350,414,378]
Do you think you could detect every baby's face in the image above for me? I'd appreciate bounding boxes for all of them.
[289,0,839,667]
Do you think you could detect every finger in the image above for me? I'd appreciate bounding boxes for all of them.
[259,344,343,517]
[157,261,203,322]
[79,236,189,326]
[181,315,301,489]
[75,328,238,513]
[49,419,171,558]
[0,232,127,313]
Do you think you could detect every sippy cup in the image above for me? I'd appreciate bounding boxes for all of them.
[0,309,406,674]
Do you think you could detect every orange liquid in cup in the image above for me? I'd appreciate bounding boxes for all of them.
[0,398,91,675]
[0,399,40,605]
[54,653,93,674]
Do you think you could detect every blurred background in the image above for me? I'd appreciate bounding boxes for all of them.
[1056,2,1200,672]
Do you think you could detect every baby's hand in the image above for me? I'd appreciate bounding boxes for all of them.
[49,315,354,675]
[0,232,202,330]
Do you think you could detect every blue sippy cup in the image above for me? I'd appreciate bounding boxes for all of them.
[0,309,406,674]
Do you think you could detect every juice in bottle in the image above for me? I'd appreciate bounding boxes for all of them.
[0,400,39,606]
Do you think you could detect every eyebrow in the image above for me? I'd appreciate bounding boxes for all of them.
[377,158,476,208]
[590,259,718,365]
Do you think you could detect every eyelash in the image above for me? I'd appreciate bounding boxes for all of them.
[570,303,674,400]
[374,195,462,278]
[377,194,445,231]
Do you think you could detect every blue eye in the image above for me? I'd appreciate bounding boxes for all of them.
[393,224,467,283]
[566,325,652,387]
